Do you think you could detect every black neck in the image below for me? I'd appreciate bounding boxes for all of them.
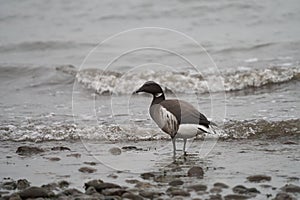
[151,93,165,105]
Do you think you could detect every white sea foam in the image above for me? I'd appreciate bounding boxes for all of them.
[69,66,300,95]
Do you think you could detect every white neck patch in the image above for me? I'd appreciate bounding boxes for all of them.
[155,93,163,98]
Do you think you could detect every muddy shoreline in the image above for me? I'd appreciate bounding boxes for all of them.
[0,139,299,199]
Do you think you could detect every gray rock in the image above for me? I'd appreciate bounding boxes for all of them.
[140,172,155,180]
[232,185,260,195]
[209,194,223,200]
[58,180,69,189]
[85,179,104,189]
[213,182,229,189]
[122,192,143,200]
[60,188,83,196]
[16,179,30,190]
[18,186,49,199]
[102,188,127,196]
[170,189,190,197]
[224,194,250,200]
[78,167,97,173]
[2,181,17,190]
[210,187,222,193]
[92,183,121,193]
[51,146,71,151]
[16,146,44,155]
[169,180,184,186]
[187,184,207,191]
[273,192,296,200]
[281,184,300,193]
[8,193,22,200]
[247,175,271,182]
[109,147,122,155]
[139,190,163,199]
[187,166,204,178]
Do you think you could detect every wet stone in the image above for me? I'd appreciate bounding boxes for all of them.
[109,147,122,155]
[45,157,61,161]
[273,192,296,200]
[18,186,49,199]
[224,194,250,200]
[122,146,142,151]
[187,166,204,178]
[282,141,298,145]
[170,189,190,197]
[1,181,17,190]
[213,182,229,189]
[84,179,104,189]
[84,161,97,166]
[60,188,83,196]
[102,188,127,196]
[187,184,207,192]
[16,146,44,155]
[78,167,97,173]
[58,180,69,189]
[140,172,155,180]
[122,192,144,200]
[169,180,184,186]
[209,194,223,200]
[16,179,30,190]
[139,190,163,199]
[66,153,81,158]
[281,184,300,193]
[210,187,222,193]
[51,146,71,151]
[92,182,121,193]
[232,185,260,195]
[247,175,271,182]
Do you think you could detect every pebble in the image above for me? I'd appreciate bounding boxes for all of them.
[122,192,144,200]
[224,194,250,200]
[139,190,163,199]
[16,179,30,190]
[140,172,155,180]
[213,182,229,189]
[45,157,61,161]
[187,184,207,192]
[169,180,184,186]
[281,184,300,193]
[187,166,204,178]
[16,146,44,155]
[273,192,296,200]
[18,186,49,199]
[209,194,223,200]
[246,175,271,182]
[78,167,97,173]
[210,187,222,193]
[66,153,81,158]
[51,146,71,151]
[109,147,122,155]
[1,181,17,190]
[232,185,260,195]
[170,189,190,197]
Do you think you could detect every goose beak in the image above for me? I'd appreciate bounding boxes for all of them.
[133,87,143,94]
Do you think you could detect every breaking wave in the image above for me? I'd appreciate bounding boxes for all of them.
[57,65,300,94]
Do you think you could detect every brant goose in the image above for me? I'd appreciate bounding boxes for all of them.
[135,81,214,156]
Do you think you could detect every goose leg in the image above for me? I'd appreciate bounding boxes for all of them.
[172,137,176,157]
[183,138,187,156]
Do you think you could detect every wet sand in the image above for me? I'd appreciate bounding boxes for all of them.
[0,139,299,199]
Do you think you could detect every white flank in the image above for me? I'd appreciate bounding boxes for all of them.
[176,124,199,139]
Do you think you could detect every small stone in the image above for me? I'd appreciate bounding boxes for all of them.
[224,194,250,200]
[210,187,222,193]
[8,193,22,200]
[16,146,44,155]
[102,188,127,196]
[18,186,49,199]
[213,182,229,189]
[83,161,97,166]
[78,167,97,173]
[41,182,59,191]
[66,153,81,158]
[187,184,207,191]
[45,157,61,161]
[122,146,142,150]
[92,182,121,193]
[209,194,223,200]
[61,188,83,196]
[58,180,69,189]
[282,141,298,145]
[2,181,17,190]
[187,166,204,178]
[170,189,190,197]
[273,192,296,200]
[140,172,155,180]
[281,184,300,193]
[51,146,71,151]
[16,179,30,190]
[122,192,143,200]
[84,179,104,190]
[107,173,118,179]
[169,180,184,186]
[125,179,140,184]
[139,190,163,199]
[247,175,271,182]
[109,147,122,155]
